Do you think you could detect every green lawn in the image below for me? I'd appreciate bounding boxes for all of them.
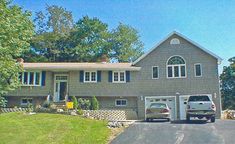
[0,112,110,144]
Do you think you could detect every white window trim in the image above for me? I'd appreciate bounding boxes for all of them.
[152,66,159,79]
[21,98,33,106]
[84,71,97,83]
[194,63,202,77]
[112,71,126,83]
[115,99,127,107]
[21,71,42,86]
[166,55,187,79]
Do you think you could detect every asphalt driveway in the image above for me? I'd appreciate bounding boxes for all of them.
[111,119,235,144]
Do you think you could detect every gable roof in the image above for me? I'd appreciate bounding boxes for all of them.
[133,31,223,65]
[23,62,141,71]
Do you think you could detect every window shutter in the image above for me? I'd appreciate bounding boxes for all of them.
[97,71,101,82]
[126,71,130,82]
[41,71,46,86]
[80,71,84,82]
[108,71,112,82]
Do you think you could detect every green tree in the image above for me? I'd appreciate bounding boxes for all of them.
[69,16,111,62]
[90,96,99,110]
[27,5,73,62]
[220,57,235,109]
[0,0,34,106]
[110,23,144,62]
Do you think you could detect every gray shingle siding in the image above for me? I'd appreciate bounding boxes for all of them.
[6,33,221,119]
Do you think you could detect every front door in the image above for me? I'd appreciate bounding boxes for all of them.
[54,75,68,102]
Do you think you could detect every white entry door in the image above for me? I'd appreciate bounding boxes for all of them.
[54,75,68,102]
[145,96,176,120]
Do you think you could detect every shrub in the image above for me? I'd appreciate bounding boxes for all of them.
[77,109,84,115]
[90,96,99,110]
[0,96,7,108]
[42,100,51,108]
[71,96,78,110]
[77,98,90,110]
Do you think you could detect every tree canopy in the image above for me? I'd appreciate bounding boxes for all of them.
[22,5,144,62]
[220,56,235,109]
[0,0,34,104]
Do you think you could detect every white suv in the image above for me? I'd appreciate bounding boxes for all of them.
[185,95,216,123]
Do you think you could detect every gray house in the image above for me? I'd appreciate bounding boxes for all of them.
[6,31,222,120]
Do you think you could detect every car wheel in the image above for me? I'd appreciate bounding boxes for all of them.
[146,118,150,122]
[211,116,215,123]
[186,114,190,122]
[167,118,171,122]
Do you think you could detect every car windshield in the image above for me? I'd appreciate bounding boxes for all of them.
[188,96,210,102]
[150,103,167,108]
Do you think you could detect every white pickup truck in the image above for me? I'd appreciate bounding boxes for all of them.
[185,95,216,122]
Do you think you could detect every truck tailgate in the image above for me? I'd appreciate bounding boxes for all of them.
[189,101,212,110]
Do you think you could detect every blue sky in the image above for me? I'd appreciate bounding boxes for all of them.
[13,0,235,73]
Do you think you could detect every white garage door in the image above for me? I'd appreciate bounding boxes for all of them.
[179,94,213,120]
[145,96,176,120]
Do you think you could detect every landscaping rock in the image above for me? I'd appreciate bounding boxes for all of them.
[57,109,64,113]
[70,111,77,116]
[107,121,125,128]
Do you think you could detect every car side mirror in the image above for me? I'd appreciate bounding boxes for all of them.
[184,102,187,104]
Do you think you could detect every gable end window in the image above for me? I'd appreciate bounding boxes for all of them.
[195,64,202,77]
[170,38,180,45]
[113,71,126,83]
[167,56,186,78]
[84,71,97,82]
[115,99,127,106]
[20,72,42,86]
[152,66,159,79]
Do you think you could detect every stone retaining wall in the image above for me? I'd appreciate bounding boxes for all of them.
[83,109,138,121]
[0,108,33,113]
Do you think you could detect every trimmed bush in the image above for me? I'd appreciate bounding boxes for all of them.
[90,96,99,110]
[71,96,78,110]
[77,98,90,110]
[42,101,51,108]
[0,96,7,108]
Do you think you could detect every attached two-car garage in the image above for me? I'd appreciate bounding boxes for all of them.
[145,94,213,121]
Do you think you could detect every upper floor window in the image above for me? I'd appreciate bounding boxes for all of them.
[167,56,186,78]
[194,63,202,77]
[20,71,41,86]
[152,66,159,79]
[84,71,97,82]
[113,71,126,83]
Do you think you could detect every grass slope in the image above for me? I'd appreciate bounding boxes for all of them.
[0,112,110,144]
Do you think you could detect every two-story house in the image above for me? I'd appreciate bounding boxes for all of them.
[6,31,222,120]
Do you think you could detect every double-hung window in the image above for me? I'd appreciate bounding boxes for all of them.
[115,99,127,106]
[21,98,33,106]
[152,66,159,79]
[21,72,41,86]
[195,63,202,77]
[113,71,126,83]
[167,56,186,78]
[84,71,97,82]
